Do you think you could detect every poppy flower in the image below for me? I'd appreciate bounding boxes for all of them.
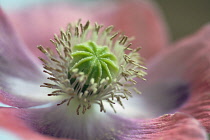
[0,0,209,139]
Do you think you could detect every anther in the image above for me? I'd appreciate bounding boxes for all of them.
[84,20,90,31]
[110,32,119,40]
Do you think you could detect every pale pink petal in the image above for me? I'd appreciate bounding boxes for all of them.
[135,24,210,117]
[8,0,169,59]
[8,3,94,57]
[0,107,69,140]
[96,0,169,59]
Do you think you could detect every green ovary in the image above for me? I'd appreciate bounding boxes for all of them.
[70,41,119,84]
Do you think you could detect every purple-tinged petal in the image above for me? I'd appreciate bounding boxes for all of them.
[135,24,210,117]
[0,8,42,80]
[118,113,207,140]
[16,104,207,140]
[18,105,122,139]
[96,0,169,59]
[0,8,58,105]
[0,90,52,108]
[0,107,69,140]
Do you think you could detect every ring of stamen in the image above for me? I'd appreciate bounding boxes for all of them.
[38,20,147,115]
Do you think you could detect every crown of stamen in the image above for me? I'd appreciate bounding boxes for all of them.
[38,20,147,115]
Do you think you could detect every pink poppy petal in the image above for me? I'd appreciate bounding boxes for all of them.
[118,113,207,140]
[135,24,210,117]
[96,0,169,59]
[179,87,210,133]
[8,3,94,57]
[0,107,69,140]
[174,25,210,133]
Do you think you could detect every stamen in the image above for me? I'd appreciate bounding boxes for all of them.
[38,20,147,115]
[110,32,119,40]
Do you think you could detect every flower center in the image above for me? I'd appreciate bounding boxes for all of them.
[38,20,147,115]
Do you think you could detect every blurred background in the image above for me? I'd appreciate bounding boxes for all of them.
[157,0,210,41]
[0,0,210,41]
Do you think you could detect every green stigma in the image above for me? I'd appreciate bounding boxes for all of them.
[38,20,147,115]
[70,41,119,84]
